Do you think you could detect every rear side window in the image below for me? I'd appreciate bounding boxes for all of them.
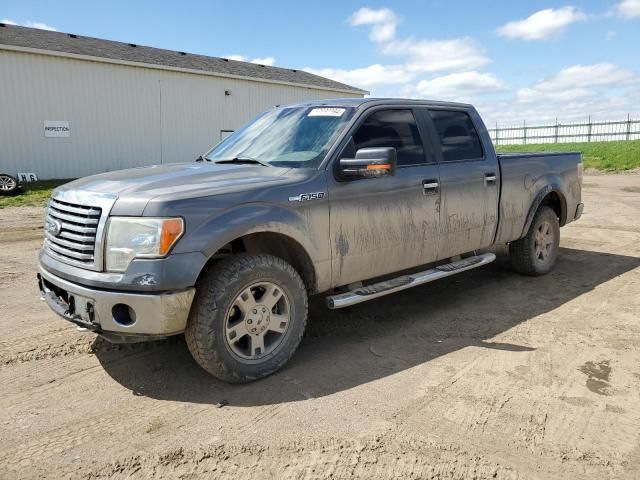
[429,110,483,162]
[353,109,425,166]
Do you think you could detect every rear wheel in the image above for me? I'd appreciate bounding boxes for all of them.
[185,254,308,383]
[509,206,560,276]
[0,174,19,195]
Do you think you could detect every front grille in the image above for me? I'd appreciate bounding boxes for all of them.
[44,198,102,267]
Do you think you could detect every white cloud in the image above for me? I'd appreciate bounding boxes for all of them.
[349,7,398,43]
[617,0,640,17]
[496,7,586,40]
[516,63,637,103]
[478,87,640,126]
[516,87,595,104]
[250,56,276,66]
[1,18,57,31]
[475,64,639,126]
[307,7,491,92]
[410,71,506,99]
[307,37,491,92]
[304,64,412,88]
[383,37,490,73]
[25,21,57,31]
[226,54,275,66]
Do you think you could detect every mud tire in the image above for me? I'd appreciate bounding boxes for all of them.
[185,254,308,383]
[509,206,560,276]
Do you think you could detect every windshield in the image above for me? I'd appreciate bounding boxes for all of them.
[205,105,355,168]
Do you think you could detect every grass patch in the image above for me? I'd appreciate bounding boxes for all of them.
[0,179,74,209]
[496,139,640,171]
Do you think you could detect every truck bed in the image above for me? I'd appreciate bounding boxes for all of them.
[494,151,582,244]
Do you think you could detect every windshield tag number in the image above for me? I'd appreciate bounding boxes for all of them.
[308,108,346,117]
[288,192,326,202]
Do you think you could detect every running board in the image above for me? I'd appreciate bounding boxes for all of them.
[326,253,496,309]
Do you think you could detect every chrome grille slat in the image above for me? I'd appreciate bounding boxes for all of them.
[45,241,95,261]
[57,230,95,242]
[47,209,100,225]
[44,198,103,267]
[44,231,95,251]
[49,200,101,216]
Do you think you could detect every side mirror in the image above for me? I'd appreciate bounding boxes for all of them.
[339,147,397,179]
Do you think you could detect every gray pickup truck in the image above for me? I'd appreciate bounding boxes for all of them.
[38,98,583,382]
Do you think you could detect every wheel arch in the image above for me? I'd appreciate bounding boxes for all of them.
[521,184,567,238]
[198,230,319,294]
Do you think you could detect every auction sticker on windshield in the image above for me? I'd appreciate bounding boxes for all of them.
[308,107,346,117]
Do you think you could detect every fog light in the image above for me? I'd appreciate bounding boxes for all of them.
[112,303,136,326]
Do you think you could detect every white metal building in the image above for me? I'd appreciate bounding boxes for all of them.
[0,24,365,179]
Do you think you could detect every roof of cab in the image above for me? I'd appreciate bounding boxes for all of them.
[287,98,474,109]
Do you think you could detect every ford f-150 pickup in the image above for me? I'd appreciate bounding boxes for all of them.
[38,98,584,382]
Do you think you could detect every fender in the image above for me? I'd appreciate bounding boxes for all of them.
[521,183,567,238]
[174,202,329,288]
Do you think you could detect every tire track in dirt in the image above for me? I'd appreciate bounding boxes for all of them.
[0,327,180,368]
[48,436,523,480]
[1,333,101,366]
[0,382,217,474]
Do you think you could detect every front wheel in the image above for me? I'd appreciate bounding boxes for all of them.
[185,254,308,383]
[509,206,560,276]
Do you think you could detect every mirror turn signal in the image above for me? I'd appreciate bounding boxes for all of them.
[339,147,397,180]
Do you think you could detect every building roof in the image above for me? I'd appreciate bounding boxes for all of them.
[0,24,367,95]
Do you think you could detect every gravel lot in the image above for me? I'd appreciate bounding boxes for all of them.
[1,173,639,479]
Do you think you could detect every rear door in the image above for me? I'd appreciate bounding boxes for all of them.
[327,107,441,287]
[422,108,499,259]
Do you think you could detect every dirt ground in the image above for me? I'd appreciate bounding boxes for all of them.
[1,173,639,479]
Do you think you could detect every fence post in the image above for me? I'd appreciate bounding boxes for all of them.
[587,115,592,143]
[495,121,499,146]
[554,118,559,143]
[627,113,632,141]
[523,120,527,145]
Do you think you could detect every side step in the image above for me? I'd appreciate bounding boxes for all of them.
[326,252,496,309]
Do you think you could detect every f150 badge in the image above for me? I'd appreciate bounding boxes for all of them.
[288,192,326,202]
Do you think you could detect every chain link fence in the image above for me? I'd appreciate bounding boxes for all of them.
[488,115,640,145]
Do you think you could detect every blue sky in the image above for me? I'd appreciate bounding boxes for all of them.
[2,0,639,125]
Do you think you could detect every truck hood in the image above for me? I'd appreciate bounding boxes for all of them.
[56,162,300,215]
[60,162,293,196]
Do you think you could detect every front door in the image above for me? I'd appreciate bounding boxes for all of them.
[327,108,441,287]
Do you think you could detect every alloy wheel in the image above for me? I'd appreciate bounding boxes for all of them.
[224,281,291,361]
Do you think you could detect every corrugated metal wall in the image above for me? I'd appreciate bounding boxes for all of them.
[0,50,362,179]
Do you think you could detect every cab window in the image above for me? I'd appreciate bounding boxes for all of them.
[352,109,426,166]
[429,109,483,162]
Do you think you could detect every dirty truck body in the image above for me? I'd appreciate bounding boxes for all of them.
[38,98,583,382]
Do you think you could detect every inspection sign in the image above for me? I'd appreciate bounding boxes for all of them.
[44,121,70,138]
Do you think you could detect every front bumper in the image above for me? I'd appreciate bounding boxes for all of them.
[38,266,195,341]
[574,202,584,221]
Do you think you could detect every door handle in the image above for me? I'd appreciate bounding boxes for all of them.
[423,179,439,195]
[484,173,497,186]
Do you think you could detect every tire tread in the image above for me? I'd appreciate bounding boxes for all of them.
[185,254,307,383]
[509,206,559,276]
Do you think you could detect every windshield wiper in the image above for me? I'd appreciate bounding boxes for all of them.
[214,157,271,167]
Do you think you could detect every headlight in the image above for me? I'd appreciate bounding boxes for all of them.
[105,217,184,272]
